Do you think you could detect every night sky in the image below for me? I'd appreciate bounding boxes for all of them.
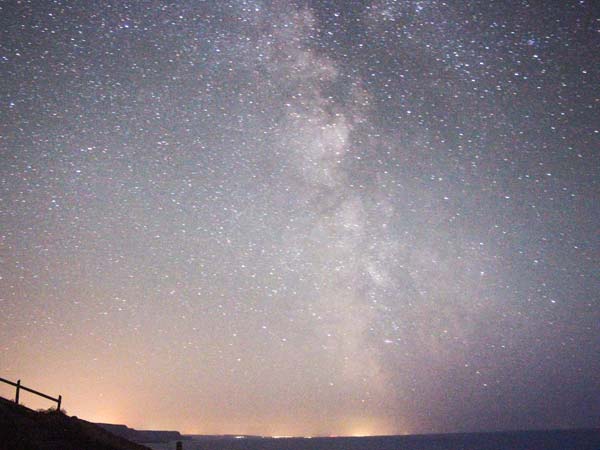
[1,0,599,437]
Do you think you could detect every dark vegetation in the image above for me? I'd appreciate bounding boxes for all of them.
[0,396,149,450]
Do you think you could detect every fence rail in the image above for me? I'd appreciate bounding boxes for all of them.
[0,377,62,411]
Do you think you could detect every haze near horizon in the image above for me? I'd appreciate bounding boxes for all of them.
[1,0,598,437]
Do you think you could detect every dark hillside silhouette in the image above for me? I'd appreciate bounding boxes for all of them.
[0,395,149,450]
[96,422,188,444]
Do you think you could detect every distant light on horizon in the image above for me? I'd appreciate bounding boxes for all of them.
[0,0,598,437]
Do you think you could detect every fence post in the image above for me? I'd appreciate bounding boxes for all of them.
[57,395,62,412]
[15,379,20,404]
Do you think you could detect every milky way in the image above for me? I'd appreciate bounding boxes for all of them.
[1,0,598,436]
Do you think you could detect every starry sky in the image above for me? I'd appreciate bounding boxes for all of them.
[1,0,599,437]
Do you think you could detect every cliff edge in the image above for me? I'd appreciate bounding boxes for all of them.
[0,395,150,450]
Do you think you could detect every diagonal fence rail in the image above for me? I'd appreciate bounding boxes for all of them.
[0,376,62,411]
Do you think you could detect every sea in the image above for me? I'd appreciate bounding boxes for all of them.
[145,429,600,450]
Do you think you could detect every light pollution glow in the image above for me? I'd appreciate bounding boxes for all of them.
[1,0,598,437]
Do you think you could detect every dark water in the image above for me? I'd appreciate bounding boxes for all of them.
[148,429,600,450]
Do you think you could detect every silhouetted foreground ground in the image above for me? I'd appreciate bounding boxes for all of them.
[2,394,599,450]
[0,396,149,450]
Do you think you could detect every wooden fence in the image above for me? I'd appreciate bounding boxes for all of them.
[0,376,62,411]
